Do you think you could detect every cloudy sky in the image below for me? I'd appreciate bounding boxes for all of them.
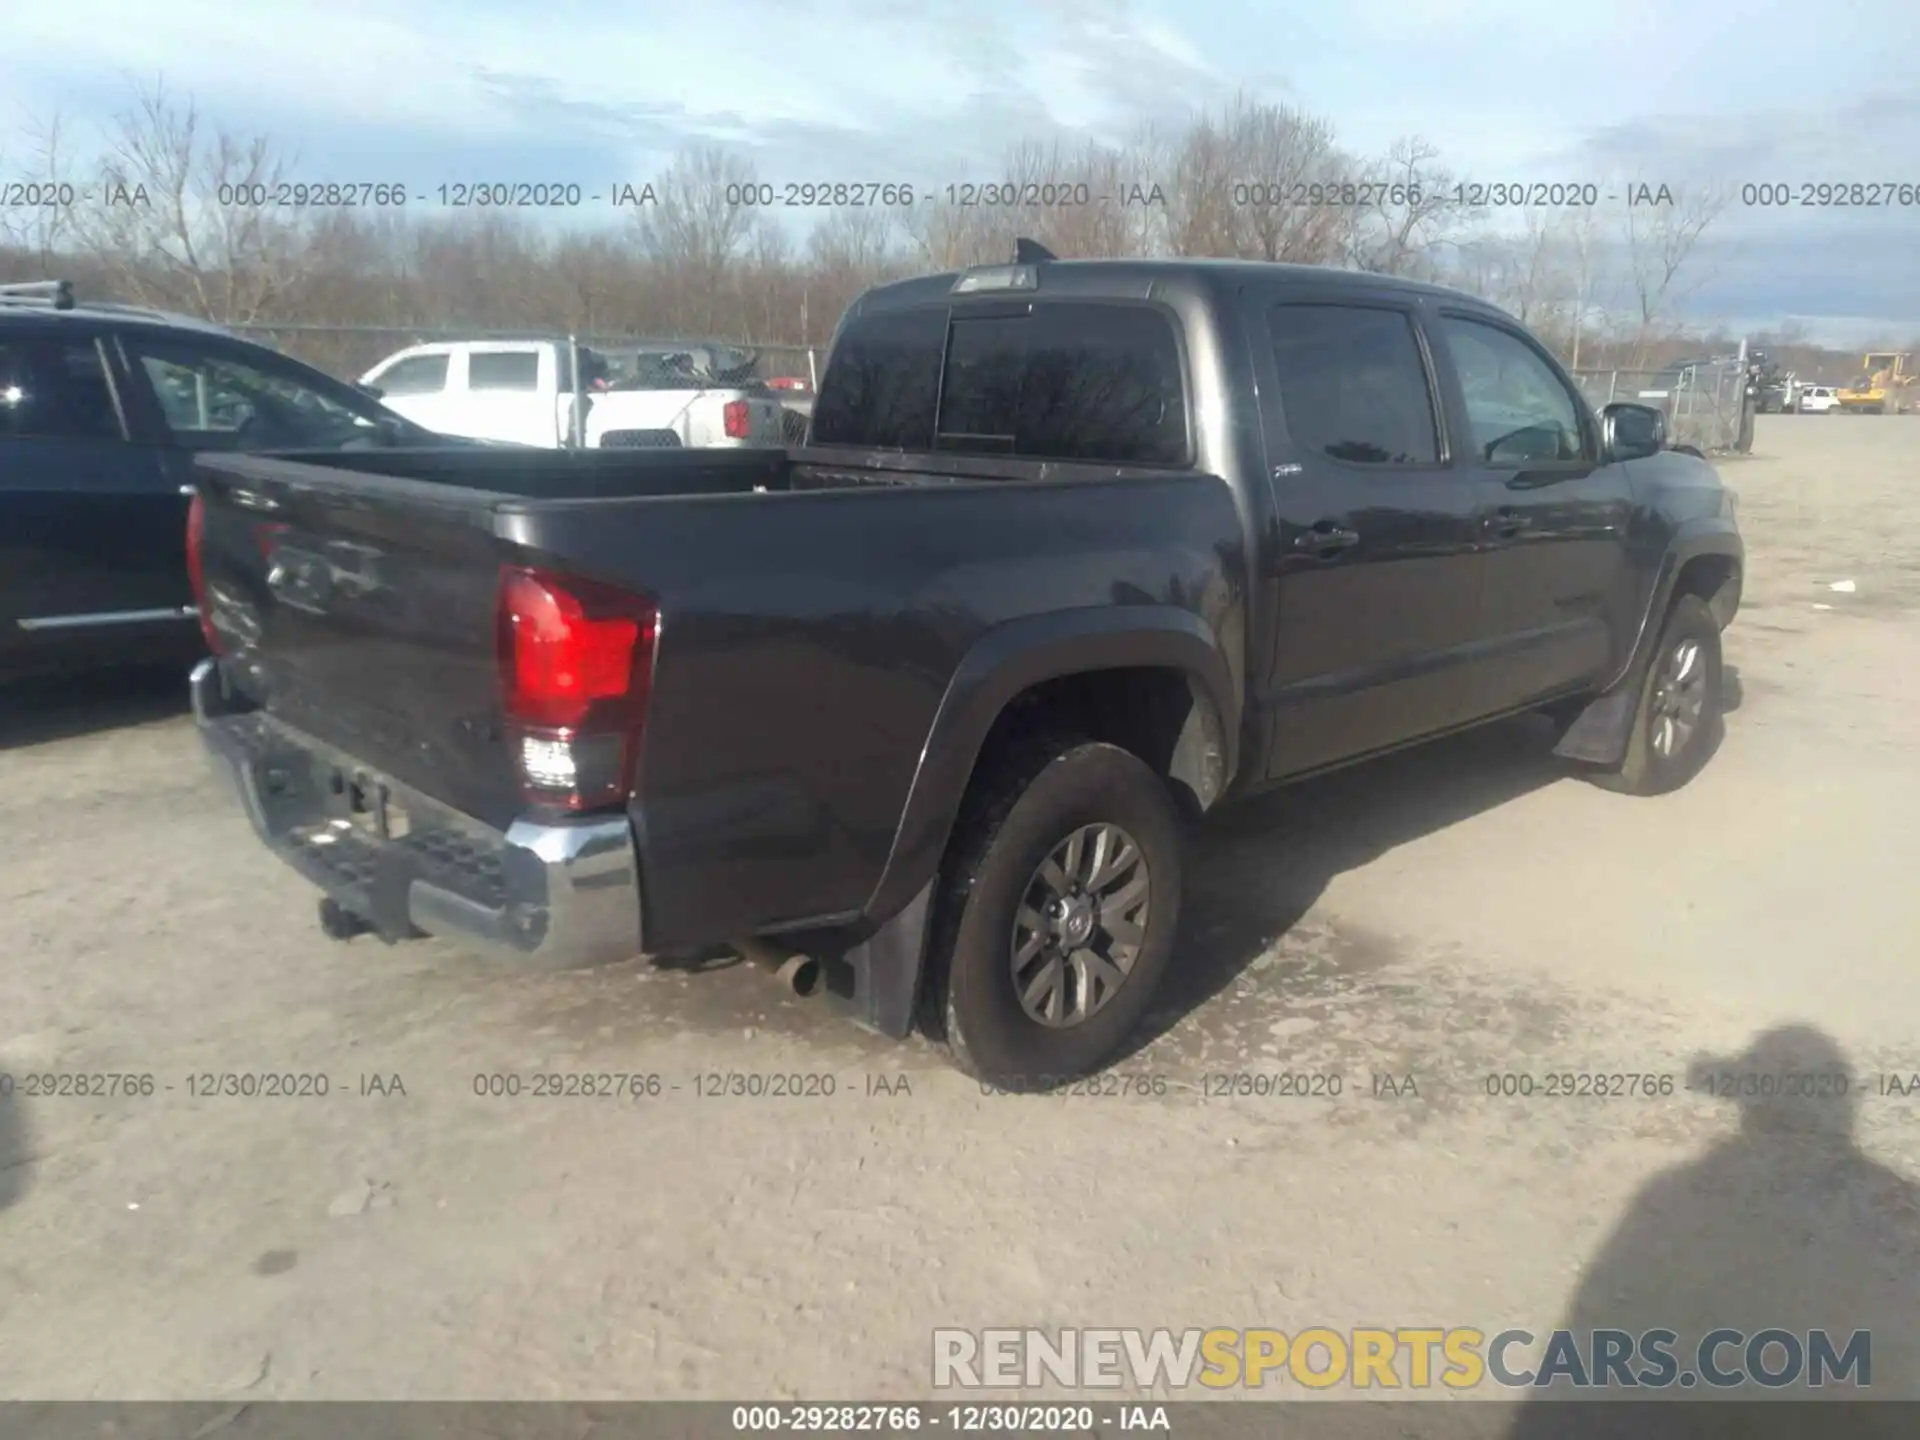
[6,0,1919,342]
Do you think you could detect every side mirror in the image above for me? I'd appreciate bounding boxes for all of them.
[1601,402,1666,461]
[355,381,384,399]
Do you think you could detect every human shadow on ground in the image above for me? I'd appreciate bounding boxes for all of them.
[1503,1023,1920,1437]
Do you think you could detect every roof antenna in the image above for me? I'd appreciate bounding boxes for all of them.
[1013,237,1056,265]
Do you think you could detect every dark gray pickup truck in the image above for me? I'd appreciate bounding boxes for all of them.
[189,253,1743,1088]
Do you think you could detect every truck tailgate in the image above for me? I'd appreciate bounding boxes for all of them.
[195,455,526,828]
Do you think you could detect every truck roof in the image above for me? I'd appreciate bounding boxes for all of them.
[851,258,1496,314]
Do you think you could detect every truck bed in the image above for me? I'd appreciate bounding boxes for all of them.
[192,444,1247,956]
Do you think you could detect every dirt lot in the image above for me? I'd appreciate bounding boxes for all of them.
[4,415,1919,1405]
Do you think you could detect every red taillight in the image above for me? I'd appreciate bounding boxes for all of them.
[498,570,639,726]
[496,566,657,809]
[185,491,222,654]
[723,398,750,439]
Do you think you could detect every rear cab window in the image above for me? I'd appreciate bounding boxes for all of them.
[812,300,1189,465]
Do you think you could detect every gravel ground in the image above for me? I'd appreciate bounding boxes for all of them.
[3,415,1918,1405]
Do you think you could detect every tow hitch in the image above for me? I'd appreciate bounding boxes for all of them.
[318,897,376,942]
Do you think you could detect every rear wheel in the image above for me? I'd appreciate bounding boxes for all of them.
[921,737,1184,1090]
[1589,595,1723,796]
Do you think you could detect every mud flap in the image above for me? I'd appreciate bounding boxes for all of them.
[1551,686,1639,767]
[820,880,934,1039]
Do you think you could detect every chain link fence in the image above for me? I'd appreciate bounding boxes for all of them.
[1571,361,1753,454]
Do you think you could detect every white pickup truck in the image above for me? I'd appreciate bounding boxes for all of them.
[357,339,789,449]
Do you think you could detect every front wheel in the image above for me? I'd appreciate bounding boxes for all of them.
[1589,595,1724,796]
[923,738,1185,1090]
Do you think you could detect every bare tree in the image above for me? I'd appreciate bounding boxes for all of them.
[1557,201,1615,372]
[1211,97,1350,264]
[1018,137,1157,260]
[1624,180,1730,367]
[633,146,766,333]
[1347,137,1474,277]
[0,107,75,265]
[807,206,901,276]
[64,81,315,324]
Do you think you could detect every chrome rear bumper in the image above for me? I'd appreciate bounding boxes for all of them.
[191,658,642,970]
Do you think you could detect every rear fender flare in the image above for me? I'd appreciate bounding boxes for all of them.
[862,605,1238,927]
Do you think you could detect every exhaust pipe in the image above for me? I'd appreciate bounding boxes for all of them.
[735,937,823,997]
[775,953,823,997]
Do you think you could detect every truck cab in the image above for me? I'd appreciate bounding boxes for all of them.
[359,341,583,447]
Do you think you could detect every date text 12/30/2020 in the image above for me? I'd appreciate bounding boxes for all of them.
[728,1405,1167,1432]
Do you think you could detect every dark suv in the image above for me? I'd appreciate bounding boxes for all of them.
[0,280,451,684]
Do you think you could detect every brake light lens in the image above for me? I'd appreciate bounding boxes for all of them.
[185,491,222,654]
[499,569,639,726]
[723,398,750,439]
[496,566,658,810]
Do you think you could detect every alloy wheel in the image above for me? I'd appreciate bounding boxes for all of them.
[1009,823,1151,1027]
[1649,637,1706,759]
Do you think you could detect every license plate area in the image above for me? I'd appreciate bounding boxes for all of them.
[326,765,411,840]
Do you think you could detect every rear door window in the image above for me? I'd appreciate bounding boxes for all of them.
[467,350,541,391]
[1266,304,1440,465]
[0,338,127,442]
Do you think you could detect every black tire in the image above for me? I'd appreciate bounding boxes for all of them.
[1589,595,1723,796]
[921,736,1185,1090]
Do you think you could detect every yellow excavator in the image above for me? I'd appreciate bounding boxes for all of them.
[1835,352,1914,414]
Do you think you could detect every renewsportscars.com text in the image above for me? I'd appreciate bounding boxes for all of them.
[932,1326,1871,1391]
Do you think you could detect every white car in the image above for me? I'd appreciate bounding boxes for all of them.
[358,339,788,449]
[1797,385,1839,414]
